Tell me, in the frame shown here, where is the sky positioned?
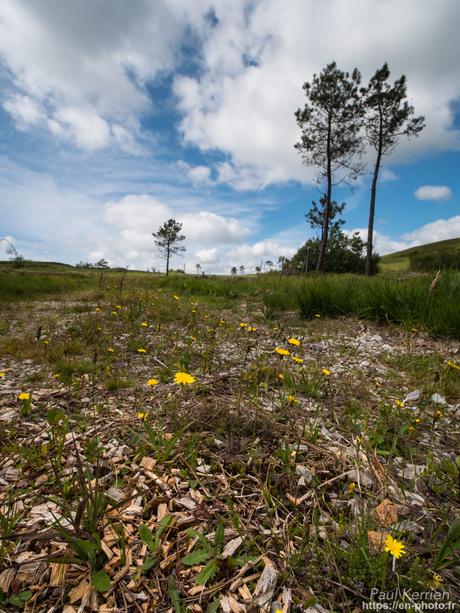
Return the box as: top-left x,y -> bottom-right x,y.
0,0 -> 459,273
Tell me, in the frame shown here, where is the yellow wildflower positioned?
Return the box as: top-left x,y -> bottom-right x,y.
314,313 -> 321,318
287,395 -> 298,404
116,305 -> 122,309
174,372 -> 196,385
190,335 -> 197,341
173,295 -> 179,300
239,322 -> 248,328
18,392 -> 30,401
275,347 -> 290,356
278,373 -> 285,380
137,411 -> 148,421
0,372 -> 5,378
428,573 -> 443,590
292,356 -> 303,365
147,378 -> 159,386
111,310 -> 118,315
191,309 -> 197,313
137,348 -> 147,353
395,399 -> 404,409
108,347 -> 115,353
287,337 -> 300,346
141,322 -> 148,327
348,482 -> 356,493
447,360 -> 460,370
434,409 -> 443,420
384,534 -> 406,560
322,368 -> 331,376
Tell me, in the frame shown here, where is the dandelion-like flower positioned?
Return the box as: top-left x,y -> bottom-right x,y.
174,372 -> 196,385
173,295 -> 179,301
348,482 -> 356,493
108,347 -> 115,353
322,368 -> 331,376
395,399 -> 404,409
287,395 -> 298,405
428,573 -> 443,590
287,338 -> 300,346
278,373 -> 285,380
384,534 -> 406,562
292,356 -> 303,365
18,392 -> 31,401
137,348 -> 147,353
137,411 -> 148,421
141,322 -> 148,327
314,313 -> 321,318
447,360 -> 460,370
275,347 -> 290,356
147,378 -> 159,386
434,409 -> 443,420
0,372 -> 5,378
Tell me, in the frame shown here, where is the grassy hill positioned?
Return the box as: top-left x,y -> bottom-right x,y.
379,237 -> 460,272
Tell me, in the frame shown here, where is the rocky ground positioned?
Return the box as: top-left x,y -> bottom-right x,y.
0,294 -> 459,612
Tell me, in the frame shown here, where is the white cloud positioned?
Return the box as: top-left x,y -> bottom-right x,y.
403,215 -> 460,243
347,228 -> 413,255
174,0 -> 460,187
195,247 -> 219,263
3,94 -> 45,128
0,1 -> 212,151
380,169 -> 398,182
414,185 -> 452,201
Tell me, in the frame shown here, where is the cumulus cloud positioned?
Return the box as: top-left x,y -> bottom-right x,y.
175,0 -> 460,187
0,1 -> 211,152
195,247 -> 219,263
414,185 -> 452,201
403,215 -> 460,243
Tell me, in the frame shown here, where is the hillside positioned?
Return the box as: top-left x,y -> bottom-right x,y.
380,237 -> 460,272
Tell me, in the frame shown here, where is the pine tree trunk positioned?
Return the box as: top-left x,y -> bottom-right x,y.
317,116 -> 332,273
166,246 -> 170,276
366,135 -> 383,276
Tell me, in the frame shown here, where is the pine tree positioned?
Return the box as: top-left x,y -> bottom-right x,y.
152,219 -> 186,276
361,63 -> 424,275
295,62 -> 364,272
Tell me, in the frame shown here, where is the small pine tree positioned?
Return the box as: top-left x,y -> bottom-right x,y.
152,219 -> 186,276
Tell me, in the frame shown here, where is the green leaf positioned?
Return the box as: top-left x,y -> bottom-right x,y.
186,528 -> 211,550
139,523 -> 156,553
91,570 -> 111,593
140,556 -> 156,572
182,548 -> 211,566
434,519 -> 460,569
214,524 -> 225,553
168,577 -> 184,613
154,514 -> 173,549
8,590 -> 32,607
195,558 -> 219,585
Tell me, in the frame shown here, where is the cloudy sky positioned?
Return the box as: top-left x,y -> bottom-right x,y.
0,0 -> 459,273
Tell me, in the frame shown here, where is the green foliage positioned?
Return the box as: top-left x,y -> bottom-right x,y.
288,229 -> 379,274
182,525 -> 226,585
410,248 -> 460,272
153,218 -> 186,276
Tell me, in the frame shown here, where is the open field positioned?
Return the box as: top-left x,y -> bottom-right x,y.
0,272 -> 459,611
379,237 -> 460,273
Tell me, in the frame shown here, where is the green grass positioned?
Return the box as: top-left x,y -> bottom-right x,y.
1,262 -> 460,337
380,237 -> 460,272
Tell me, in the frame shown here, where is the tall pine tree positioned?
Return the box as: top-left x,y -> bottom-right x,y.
295,62 -> 364,272
361,63 -> 424,275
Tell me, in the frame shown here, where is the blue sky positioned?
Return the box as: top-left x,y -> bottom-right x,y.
0,0 -> 459,273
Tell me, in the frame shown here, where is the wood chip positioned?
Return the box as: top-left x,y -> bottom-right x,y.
253,558 -> 278,607
221,536 -> 243,559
